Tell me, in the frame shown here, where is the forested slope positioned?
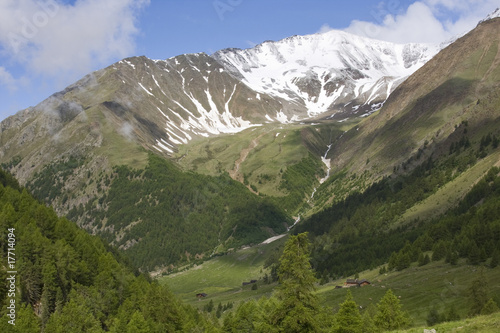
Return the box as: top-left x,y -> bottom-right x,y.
297,134 -> 500,280
27,153 -> 291,271
0,168 -> 216,332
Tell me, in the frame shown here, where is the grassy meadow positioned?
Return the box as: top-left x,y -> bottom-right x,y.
161,238 -> 500,330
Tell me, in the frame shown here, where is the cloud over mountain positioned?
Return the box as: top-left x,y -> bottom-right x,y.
342,0 -> 499,43
0,0 -> 149,87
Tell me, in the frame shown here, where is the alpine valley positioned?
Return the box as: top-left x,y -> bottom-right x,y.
0,25 -> 442,270
2,9 -> 500,330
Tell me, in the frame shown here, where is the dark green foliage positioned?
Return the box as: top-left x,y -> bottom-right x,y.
468,271 -> 489,316
204,299 -> 214,313
445,305 -> 461,322
83,153 -> 290,270
26,155 -> 85,205
426,307 -> 444,326
481,298 -> 500,315
418,253 -> 431,266
222,233 -> 330,332
0,166 -> 21,191
222,297 -> 277,332
0,167 -> 214,332
333,290 -> 362,333
299,159 -> 500,277
296,153 -> 458,277
275,154 -> 324,212
373,289 -> 410,330
0,304 -> 40,333
490,250 -> 499,268
432,240 -> 448,261
271,233 -> 321,332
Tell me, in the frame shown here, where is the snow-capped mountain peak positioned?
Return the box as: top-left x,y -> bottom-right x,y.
2,29 -> 442,159
484,8 -> 500,20
212,29 -> 440,120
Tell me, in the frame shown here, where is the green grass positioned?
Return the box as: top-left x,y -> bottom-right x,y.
396,150 -> 500,227
397,312 -> 500,332
161,240 -> 500,328
174,120 -> 358,217
319,259 -> 500,327
160,236 -> 288,308
175,122 -> 353,190
92,106 -> 149,169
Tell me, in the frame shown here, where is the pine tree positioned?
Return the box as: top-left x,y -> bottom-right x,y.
271,233 -> 320,332
432,241 -> 447,261
426,307 -> 443,326
396,253 -> 411,271
468,241 -> 481,265
445,305 -> 460,322
224,298 -> 277,332
1,304 -> 41,333
418,253 -> 426,266
490,249 -> 499,268
373,289 -> 410,330
126,311 -> 152,333
468,271 -> 489,316
204,299 -> 214,313
361,303 -> 377,333
44,294 -> 104,333
333,290 -> 362,333
481,298 -> 499,315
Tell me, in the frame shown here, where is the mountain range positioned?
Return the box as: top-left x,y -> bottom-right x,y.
1,12 -> 499,273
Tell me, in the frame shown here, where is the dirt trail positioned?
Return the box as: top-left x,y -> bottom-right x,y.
229,133 -> 265,182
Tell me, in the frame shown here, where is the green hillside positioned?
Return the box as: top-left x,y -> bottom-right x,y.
0,168 -> 216,332
161,133 -> 500,329
163,227 -> 500,331
175,120 -> 359,216
58,153 -> 290,271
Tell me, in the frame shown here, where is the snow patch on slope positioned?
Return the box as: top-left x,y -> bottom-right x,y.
213,29 -> 439,119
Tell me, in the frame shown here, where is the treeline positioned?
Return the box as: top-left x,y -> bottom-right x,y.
386,166 -> 500,272
68,153 -> 291,271
0,168 -> 216,332
222,233 -> 412,332
26,154 -> 85,205
296,129 -> 500,279
295,156 -> 447,277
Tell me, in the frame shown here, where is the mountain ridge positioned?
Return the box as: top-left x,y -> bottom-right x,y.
1,16 -> 499,273
212,29 -> 439,120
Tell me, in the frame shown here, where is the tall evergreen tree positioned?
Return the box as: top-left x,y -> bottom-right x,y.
43,294 -> 104,333
126,311 -> 152,333
271,233 -> 320,332
481,299 -> 500,315
468,271 -> 489,316
333,289 -> 362,333
373,289 -> 410,331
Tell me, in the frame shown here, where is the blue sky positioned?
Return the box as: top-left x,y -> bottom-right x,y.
0,0 -> 498,121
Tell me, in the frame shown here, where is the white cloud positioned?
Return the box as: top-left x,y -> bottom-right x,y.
0,66 -> 28,92
0,66 -> 17,91
339,0 -> 499,44
119,122 -> 135,140
0,0 -> 149,81
318,24 -> 333,34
